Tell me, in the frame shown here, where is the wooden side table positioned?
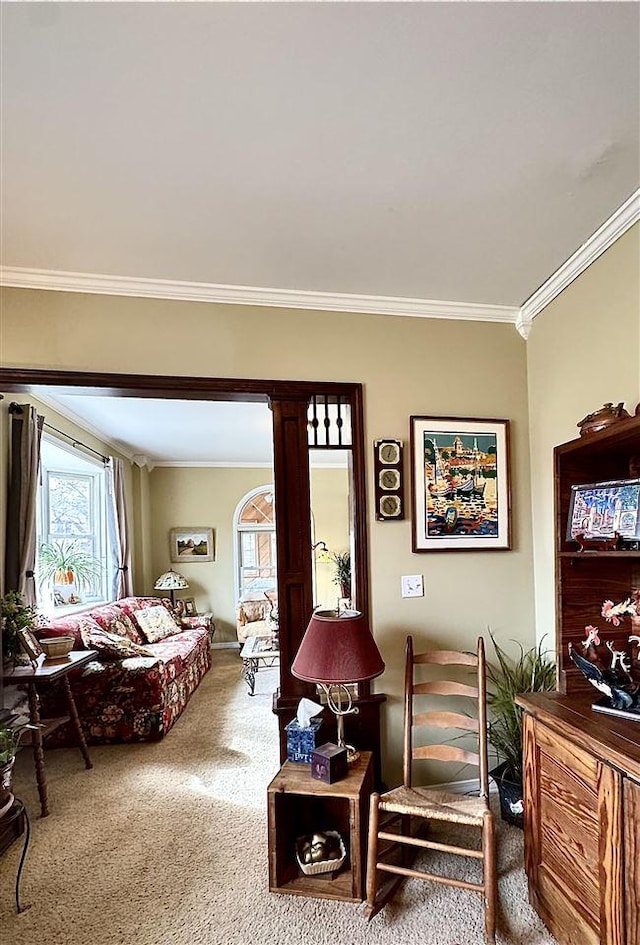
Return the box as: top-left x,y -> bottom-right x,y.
2,650 -> 97,817
267,750 -> 373,902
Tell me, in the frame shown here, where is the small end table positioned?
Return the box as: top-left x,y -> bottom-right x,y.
2,650 -> 97,817
267,751 -> 373,902
240,634 -> 280,696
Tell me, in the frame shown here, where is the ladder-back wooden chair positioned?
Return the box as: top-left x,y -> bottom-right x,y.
364,635 -> 497,944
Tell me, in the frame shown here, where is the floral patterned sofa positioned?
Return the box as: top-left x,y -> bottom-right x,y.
36,596 -> 212,745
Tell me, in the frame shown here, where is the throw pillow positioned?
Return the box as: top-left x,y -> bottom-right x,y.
91,604 -> 143,644
135,605 -> 182,644
238,600 -> 267,625
79,621 -> 154,661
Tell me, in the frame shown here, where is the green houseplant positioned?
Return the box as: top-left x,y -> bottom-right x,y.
1,591 -> 37,668
487,632 -> 556,827
0,720 -> 36,816
331,551 -> 351,599
38,539 -> 101,603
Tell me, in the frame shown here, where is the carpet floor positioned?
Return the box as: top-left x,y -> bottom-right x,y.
1,649 -> 557,945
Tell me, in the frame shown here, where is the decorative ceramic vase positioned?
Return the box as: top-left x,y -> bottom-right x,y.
490,761 -> 524,829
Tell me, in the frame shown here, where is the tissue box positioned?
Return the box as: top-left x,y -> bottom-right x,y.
285,718 -> 323,764
310,743 -> 349,783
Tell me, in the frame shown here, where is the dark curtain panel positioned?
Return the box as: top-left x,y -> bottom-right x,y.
5,403 -> 44,605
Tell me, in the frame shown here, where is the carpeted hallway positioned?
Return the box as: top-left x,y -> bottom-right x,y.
1,649 -> 557,945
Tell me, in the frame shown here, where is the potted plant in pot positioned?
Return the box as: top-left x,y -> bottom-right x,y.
1,591 -> 37,671
487,633 -> 556,828
0,720 -> 37,817
331,551 -> 351,600
38,539 -> 101,606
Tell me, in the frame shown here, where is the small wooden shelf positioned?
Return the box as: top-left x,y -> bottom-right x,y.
20,716 -> 69,744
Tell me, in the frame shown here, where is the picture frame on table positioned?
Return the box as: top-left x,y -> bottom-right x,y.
18,627 -> 43,666
183,597 -> 198,617
170,527 -> 215,563
410,416 -> 511,551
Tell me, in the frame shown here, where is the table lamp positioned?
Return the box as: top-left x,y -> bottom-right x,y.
153,568 -> 189,606
291,609 -> 385,763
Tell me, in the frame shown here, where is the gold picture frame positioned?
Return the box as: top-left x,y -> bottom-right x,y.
170,527 -> 215,563
18,627 -> 43,665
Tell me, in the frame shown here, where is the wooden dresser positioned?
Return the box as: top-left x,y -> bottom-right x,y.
517,693 -> 640,945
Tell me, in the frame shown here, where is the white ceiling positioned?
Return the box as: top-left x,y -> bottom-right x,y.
38,393 -> 276,466
4,3 -> 639,463
2,2 -> 639,309
35,391 -> 349,467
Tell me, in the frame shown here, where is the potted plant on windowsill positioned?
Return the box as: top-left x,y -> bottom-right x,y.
487,633 -> 556,828
38,539 -> 101,606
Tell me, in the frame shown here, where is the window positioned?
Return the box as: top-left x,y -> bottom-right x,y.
234,485 -> 277,599
36,437 -> 113,610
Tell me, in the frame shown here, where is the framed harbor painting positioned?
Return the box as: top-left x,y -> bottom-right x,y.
410,416 -> 511,551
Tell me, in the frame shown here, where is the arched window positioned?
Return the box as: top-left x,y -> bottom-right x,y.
234,485 -> 277,600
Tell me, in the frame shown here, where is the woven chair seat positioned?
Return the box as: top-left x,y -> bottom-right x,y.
379,785 -> 488,826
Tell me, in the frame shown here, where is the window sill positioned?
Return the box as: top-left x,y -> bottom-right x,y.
38,600 -> 112,619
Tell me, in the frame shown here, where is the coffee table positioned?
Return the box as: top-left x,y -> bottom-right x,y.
2,650 -> 97,816
240,635 -> 280,696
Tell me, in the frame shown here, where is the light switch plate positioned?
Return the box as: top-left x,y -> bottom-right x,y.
401,575 -> 424,598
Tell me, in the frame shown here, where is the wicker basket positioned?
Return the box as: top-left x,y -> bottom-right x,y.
295,830 -> 346,875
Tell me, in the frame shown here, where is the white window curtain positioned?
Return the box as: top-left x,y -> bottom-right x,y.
106,457 -> 133,599
5,403 -> 44,606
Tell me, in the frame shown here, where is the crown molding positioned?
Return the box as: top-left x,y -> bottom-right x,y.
520,188 -> 640,326
2,190 -> 637,335
0,265 -> 519,325
32,389 -> 136,463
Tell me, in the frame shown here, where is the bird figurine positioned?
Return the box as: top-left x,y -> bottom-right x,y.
568,643 -> 640,713
581,625 -> 606,669
629,634 -> 640,665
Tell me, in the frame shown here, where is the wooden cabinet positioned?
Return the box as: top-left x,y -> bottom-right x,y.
625,777 -> 640,944
519,694 -> 640,945
554,415 -> 640,694
267,751 -> 373,902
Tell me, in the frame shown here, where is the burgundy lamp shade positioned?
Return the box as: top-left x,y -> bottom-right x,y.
291,610 -> 385,684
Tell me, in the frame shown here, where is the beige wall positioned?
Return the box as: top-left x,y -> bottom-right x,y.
1,287 -> 533,784
148,466 -> 273,642
527,223 -> 640,647
147,464 -> 351,643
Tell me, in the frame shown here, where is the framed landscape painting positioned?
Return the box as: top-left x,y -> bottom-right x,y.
170,527 -> 215,562
410,416 -> 511,551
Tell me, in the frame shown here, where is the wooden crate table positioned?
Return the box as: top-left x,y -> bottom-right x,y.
267,750 -> 373,902
2,650 -> 96,817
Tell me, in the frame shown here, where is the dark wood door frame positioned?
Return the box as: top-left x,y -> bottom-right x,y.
0,368 -> 372,758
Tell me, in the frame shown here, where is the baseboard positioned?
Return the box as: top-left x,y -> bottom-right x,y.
212,641 -> 240,650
